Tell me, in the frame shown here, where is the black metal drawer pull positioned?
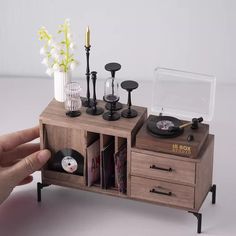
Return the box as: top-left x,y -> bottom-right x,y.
150,165 -> 172,172
150,188 -> 172,196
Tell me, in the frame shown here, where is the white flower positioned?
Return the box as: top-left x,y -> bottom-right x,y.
70,61 -> 77,71
50,48 -> 59,58
50,48 -> 57,54
65,18 -> 70,25
48,38 -> 55,46
53,42 -> 62,50
41,57 -> 49,66
40,47 -> 47,56
69,42 -> 76,50
58,55 -> 64,63
46,68 -> 54,76
52,53 -> 60,60
38,19 -> 79,75
67,33 -> 73,40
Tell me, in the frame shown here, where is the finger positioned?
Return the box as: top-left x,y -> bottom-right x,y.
0,143 -> 40,165
17,175 -> 33,186
0,126 -> 39,153
1,159 -> 20,167
7,149 -> 51,185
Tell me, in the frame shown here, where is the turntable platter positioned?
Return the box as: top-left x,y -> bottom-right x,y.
147,116 -> 184,138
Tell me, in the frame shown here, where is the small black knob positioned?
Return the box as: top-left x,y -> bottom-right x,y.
187,135 -> 194,142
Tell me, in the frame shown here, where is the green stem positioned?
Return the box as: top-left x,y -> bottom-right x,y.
64,24 -> 69,72
45,32 -> 51,41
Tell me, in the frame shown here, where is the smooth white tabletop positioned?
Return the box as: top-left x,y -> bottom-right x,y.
0,77 -> 235,236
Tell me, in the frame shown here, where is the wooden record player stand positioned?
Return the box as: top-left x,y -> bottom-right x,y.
38,99 -> 216,234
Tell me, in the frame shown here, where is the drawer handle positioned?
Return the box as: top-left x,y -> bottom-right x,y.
150,188 -> 172,196
150,165 -> 172,172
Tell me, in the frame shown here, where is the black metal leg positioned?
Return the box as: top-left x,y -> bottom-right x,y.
189,211 -> 202,234
210,184 -> 216,204
37,182 -> 50,202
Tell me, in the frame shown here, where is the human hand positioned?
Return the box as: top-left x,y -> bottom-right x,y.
0,126 -> 51,205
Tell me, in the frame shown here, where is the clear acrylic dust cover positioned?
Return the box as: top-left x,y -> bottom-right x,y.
152,67 -> 216,122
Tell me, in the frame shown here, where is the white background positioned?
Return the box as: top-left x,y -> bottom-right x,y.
0,0 -> 236,235
0,0 -> 236,82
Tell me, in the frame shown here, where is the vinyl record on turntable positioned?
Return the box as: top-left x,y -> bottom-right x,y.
50,148 -> 84,176
147,115 -> 184,138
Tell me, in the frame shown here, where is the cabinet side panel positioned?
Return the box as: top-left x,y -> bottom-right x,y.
39,120 -> 45,150
127,110 -> 147,196
195,135 -> 214,211
131,110 -> 147,146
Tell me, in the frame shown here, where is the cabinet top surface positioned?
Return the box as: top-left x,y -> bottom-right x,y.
40,99 -> 147,137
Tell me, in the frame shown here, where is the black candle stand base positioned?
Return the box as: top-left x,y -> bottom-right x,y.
103,111 -> 120,121
82,97 -> 93,107
121,109 -> 138,118
105,102 -> 123,111
66,110 -> 81,117
86,107 -> 104,116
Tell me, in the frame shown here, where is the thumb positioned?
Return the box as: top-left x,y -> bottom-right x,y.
8,149 -> 51,185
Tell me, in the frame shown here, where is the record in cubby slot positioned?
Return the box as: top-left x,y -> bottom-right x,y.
49,148 -> 84,176
147,115 -> 184,138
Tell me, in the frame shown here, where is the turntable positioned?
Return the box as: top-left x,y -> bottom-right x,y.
136,115 -> 209,158
135,67 -> 216,159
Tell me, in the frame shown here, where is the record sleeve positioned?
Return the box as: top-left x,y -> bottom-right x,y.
101,141 -> 115,189
114,145 -> 127,193
87,139 -> 100,187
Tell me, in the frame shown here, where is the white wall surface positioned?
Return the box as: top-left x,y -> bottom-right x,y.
0,0 -> 235,82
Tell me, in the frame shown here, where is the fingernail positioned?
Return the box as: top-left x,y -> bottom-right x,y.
37,149 -> 51,164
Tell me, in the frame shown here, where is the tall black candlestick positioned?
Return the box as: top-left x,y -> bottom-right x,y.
92,71 -> 97,104
86,71 -> 104,116
83,45 -> 91,107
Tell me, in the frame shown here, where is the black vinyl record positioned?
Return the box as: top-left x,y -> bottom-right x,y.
147,115 -> 184,138
49,148 -> 84,176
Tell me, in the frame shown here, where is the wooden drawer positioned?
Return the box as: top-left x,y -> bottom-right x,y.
131,151 -> 195,185
131,176 -> 194,209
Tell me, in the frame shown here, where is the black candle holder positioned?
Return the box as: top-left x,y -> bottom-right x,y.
104,62 -> 123,111
103,95 -> 121,121
82,45 -> 92,107
121,80 -> 139,118
66,111 -> 81,117
86,71 -> 104,116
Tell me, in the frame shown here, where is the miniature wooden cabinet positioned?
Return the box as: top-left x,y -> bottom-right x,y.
39,99 -> 147,196
38,99 -> 215,234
